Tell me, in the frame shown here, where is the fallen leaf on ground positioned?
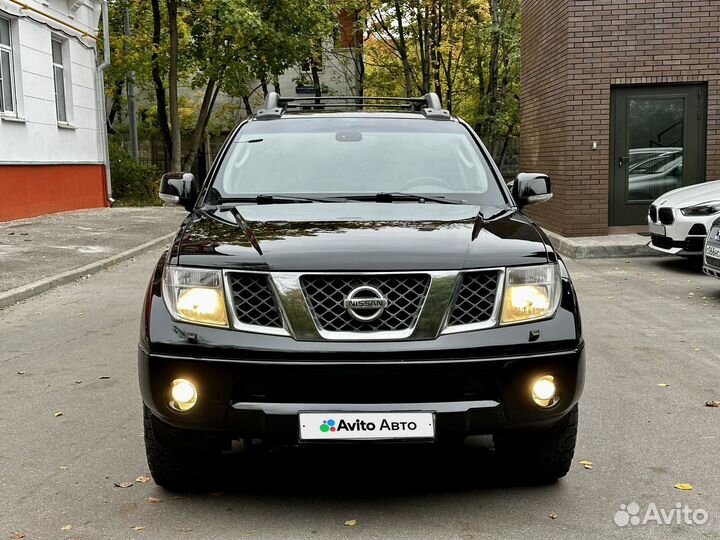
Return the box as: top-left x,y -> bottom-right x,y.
657,383 -> 670,387
548,512 -> 558,519
579,460 -> 592,466
98,376 -> 111,380
60,466 -> 69,470
131,526 -> 145,531
706,400 -> 720,407
146,497 -> 162,503
114,481 -> 133,488
179,527 -> 193,532
75,380 -> 82,384
344,519 -> 358,527
54,411 -> 64,417
11,532 -> 27,539
135,474 -> 151,483
17,371 -> 27,375
674,483 -> 694,491
61,524 -> 72,531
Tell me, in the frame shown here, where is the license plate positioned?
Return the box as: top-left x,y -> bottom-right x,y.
705,244 -> 720,260
649,222 -> 665,236
299,412 -> 435,441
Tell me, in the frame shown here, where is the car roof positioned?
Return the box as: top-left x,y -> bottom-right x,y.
252,111 -> 455,121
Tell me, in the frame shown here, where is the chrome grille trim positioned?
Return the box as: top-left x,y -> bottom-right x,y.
440,269 -> 505,335
223,271 -> 290,337
219,269 -> 505,340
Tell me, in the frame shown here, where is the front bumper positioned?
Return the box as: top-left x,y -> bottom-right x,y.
139,344 -> 585,448
647,210 -> 713,256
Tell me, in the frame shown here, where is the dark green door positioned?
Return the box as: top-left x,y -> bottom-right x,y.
610,84 -> 706,226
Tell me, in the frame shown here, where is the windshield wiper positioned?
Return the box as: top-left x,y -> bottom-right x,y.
204,195 -> 348,207
348,192 -> 465,205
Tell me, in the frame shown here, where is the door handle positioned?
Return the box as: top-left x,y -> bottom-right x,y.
619,156 -> 630,168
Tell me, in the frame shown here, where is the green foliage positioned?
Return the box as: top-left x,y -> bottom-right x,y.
109,139 -> 162,206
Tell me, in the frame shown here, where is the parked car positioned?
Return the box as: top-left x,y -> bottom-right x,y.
703,217 -> 720,278
140,93 -> 585,490
647,179 -> 720,257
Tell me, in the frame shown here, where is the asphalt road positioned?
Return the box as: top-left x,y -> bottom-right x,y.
0,251 -> 718,540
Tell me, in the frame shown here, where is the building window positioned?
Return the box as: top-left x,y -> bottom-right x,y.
52,38 -> 68,122
0,17 -> 16,114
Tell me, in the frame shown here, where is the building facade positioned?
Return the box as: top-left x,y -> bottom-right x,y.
0,0 -> 107,222
520,0 -> 720,236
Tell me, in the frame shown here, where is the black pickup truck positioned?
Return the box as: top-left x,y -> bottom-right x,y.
139,93 -> 585,490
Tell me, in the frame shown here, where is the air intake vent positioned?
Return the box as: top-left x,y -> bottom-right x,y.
226,273 -> 284,328
447,271 -> 500,327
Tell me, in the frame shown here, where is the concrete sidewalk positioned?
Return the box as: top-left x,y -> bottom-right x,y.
0,207 -> 186,307
544,229 -> 657,259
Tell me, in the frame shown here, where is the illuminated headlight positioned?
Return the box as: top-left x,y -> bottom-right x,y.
680,201 -> 720,216
532,375 -> 558,407
501,264 -> 562,325
163,267 -> 228,327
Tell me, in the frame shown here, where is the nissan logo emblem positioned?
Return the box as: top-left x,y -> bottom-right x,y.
343,286 -> 388,322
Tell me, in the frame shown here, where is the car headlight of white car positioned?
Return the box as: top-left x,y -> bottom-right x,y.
680,201 -> 720,217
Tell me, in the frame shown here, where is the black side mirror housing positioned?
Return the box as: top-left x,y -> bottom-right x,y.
159,172 -> 198,212
512,173 -> 552,209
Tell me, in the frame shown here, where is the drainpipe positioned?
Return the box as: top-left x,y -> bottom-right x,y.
96,0 -> 112,204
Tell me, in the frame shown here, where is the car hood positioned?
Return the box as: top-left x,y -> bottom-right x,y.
172,203 -> 549,272
653,180 -> 720,208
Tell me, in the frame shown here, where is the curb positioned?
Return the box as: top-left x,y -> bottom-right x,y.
0,233 -> 175,309
544,230 -> 657,259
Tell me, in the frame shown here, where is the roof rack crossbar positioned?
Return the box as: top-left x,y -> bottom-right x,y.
255,91 -> 451,121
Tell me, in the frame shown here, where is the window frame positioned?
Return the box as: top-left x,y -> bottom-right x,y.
0,16 -> 17,115
51,36 -> 70,124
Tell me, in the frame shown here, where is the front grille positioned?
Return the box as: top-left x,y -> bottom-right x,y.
649,205 -> 657,222
658,207 -> 675,225
226,273 -> 284,328
301,274 -> 430,333
447,271 -> 500,327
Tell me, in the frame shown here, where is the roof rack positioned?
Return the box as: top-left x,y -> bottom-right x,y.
255,92 -> 451,121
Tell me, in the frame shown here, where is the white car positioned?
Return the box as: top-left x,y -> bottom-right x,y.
647,180 -> 720,257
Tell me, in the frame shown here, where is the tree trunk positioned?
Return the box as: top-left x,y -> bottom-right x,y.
166,0 -> 181,172
151,0 -> 172,163
393,0 -> 413,97
242,95 -> 253,116
182,79 -> 218,172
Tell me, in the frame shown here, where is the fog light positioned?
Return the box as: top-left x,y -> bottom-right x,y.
171,379 -> 197,411
532,375 -> 557,407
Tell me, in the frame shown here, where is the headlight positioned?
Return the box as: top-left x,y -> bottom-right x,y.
501,264 -> 562,325
163,267 -> 229,327
680,201 -> 720,216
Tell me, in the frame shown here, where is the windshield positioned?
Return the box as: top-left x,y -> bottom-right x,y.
208,118 -> 507,205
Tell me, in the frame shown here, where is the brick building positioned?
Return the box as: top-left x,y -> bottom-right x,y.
520,0 -> 720,236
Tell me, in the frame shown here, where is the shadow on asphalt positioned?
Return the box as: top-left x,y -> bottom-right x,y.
181,437 -> 557,497
650,255 -> 704,275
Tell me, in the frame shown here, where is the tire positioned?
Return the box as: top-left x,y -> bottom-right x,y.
493,404 -> 578,483
143,406 -> 219,491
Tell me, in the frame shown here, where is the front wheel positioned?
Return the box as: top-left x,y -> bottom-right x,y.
143,406 -> 219,491
493,404 -> 578,482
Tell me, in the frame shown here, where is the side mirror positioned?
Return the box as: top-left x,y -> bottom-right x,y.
159,172 -> 198,212
512,173 -> 552,208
